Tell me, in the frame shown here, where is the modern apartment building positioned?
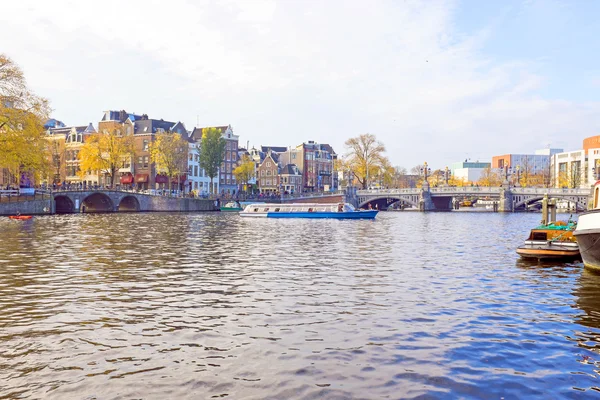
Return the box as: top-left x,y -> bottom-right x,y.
551,137 -> 600,188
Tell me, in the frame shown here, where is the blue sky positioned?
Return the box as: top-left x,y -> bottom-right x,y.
1,0 -> 599,170
455,0 -> 600,101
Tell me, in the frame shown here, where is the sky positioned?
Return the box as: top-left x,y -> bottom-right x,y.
1,0 -> 599,170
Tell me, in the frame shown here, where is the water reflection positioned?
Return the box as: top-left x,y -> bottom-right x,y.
2,212 -> 600,398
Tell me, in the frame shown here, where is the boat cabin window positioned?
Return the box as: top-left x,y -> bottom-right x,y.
253,208 -> 259,212
275,208 -> 280,212
292,208 -> 297,211
264,208 -> 269,212
531,232 -> 547,241
308,208 -> 314,212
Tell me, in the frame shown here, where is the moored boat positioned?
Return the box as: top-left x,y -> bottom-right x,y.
574,181 -> 600,271
220,201 -> 243,212
516,220 -> 580,260
239,203 -> 378,219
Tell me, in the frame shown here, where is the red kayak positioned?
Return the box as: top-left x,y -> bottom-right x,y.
9,215 -> 32,220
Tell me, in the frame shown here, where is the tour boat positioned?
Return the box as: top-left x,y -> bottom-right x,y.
574,181 -> 600,271
516,220 -> 580,260
239,203 -> 378,219
220,201 -> 243,212
9,215 -> 33,220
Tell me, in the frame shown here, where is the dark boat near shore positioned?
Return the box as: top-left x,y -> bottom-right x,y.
574,181 -> 600,272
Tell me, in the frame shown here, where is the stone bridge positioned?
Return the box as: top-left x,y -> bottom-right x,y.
0,190 -> 218,215
355,186 -> 592,212
50,190 -> 217,213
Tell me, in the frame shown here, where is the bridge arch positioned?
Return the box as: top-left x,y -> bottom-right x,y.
513,195 -> 587,212
358,195 -> 419,209
55,195 -> 74,214
81,192 -> 114,213
117,195 -> 140,212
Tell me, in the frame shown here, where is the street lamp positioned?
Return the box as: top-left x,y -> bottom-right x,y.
420,162 -> 431,189
503,164 -> 512,187
444,166 -> 451,186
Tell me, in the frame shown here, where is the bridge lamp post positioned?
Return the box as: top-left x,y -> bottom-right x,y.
444,166 -> 450,187
420,162 -> 431,189
503,165 -> 512,187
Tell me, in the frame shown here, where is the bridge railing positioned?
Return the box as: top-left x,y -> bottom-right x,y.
511,187 -> 590,195
357,186 -> 591,196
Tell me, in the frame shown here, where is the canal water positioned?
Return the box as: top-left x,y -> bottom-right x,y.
1,212 -> 599,399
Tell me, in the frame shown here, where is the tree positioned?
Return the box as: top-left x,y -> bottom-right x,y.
78,128 -> 134,187
0,54 -> 51,184
478,167 -> 502,187
344,133 -> 386,189
150,132 -> 188,192
198,127 -> 226,194
233,154 -> 255,193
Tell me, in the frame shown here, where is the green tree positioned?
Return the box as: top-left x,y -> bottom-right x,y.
150,132 -> 188,192
0,54 -> 51,183
78,128 -> 134,187
233,154 -> 255,193
344,133 -> 386,189
198,127 -> 226,194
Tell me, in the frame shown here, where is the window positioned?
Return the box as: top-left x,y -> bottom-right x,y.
267,162 -> 271,167
267,170 -> 271,176
189,153 -> 193,161
188,166 -> 193,175
143,139 -> 149,151
143,156 -> 149,168
138,156 -> 143,167
194,166 -> 198,176
232,153 -> 236,161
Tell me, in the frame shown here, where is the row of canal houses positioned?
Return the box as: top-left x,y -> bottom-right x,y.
44,110 -> 337,195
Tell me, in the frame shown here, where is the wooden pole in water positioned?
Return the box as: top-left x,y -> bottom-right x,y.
549,198 -> 557,224
541,194 -> 548,225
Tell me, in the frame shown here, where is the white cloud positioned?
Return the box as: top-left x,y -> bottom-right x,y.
1,0 -> 598,169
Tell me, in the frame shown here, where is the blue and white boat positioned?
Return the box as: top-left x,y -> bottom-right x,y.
239,203 -> 378,219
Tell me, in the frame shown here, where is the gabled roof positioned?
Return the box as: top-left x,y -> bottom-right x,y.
102,110 -> 143,122
44,118 -> 66,129
48,124 -> 94,138
281,164 -> 300,175
190,125 -> 232,142
133,118 -> 177,135
261,145 -> 287,154
320,143 -> 336,155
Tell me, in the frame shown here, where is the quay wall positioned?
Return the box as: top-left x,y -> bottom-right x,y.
0,200 -> 54,216
0,196 -> 217,215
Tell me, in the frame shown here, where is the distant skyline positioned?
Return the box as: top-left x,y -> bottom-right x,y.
1,0 -> 599,169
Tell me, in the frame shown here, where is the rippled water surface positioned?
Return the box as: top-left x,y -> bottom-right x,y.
2,211 -> 600,399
